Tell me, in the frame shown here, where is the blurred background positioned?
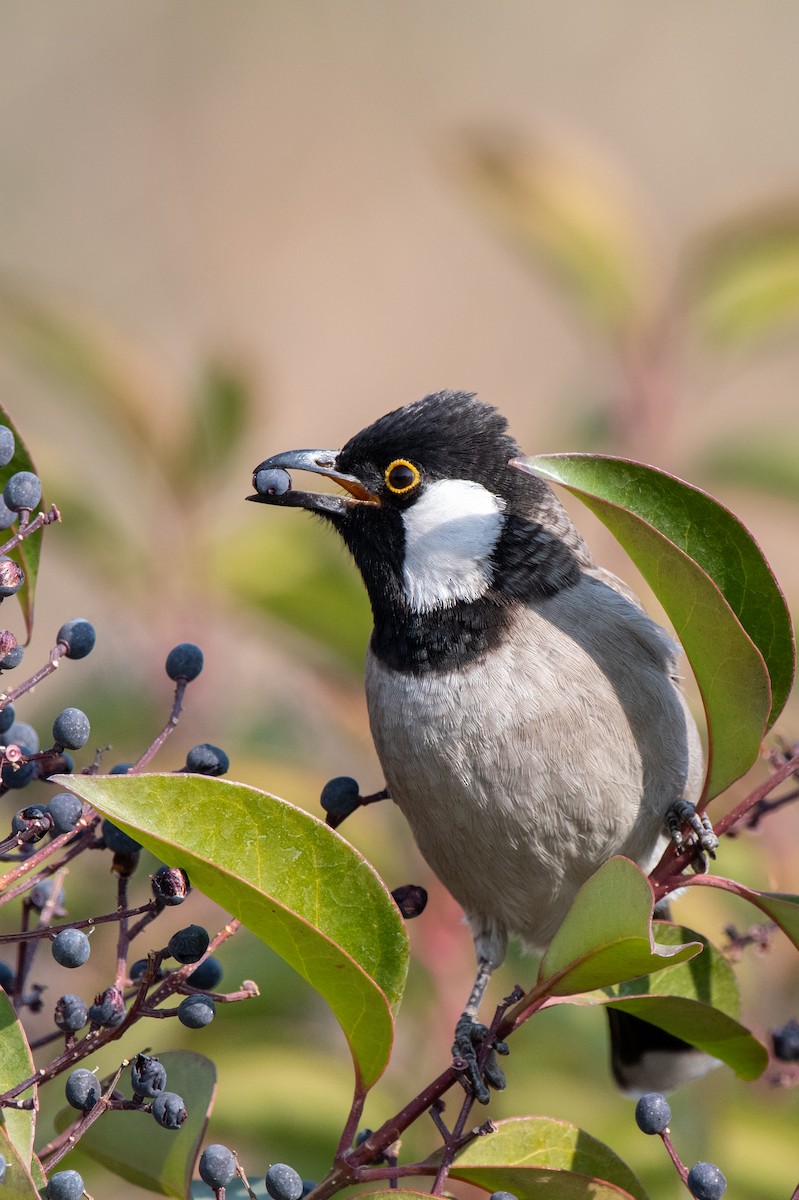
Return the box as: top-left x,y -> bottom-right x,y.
0,3 -> 798,1197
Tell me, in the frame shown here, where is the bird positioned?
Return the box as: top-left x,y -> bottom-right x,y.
247,389 -> 716,1099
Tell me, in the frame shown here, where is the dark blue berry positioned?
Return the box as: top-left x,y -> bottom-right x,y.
0,961 -> 15,991
88,986 -> 126,1027
151,1090 -> 187,1129
102,819 -> 141,855
131,1053 -> 167,1099
687,1162 -> 727,1200
187,956 -> 222,991
772,1017 -> 799,1062
46,1169 -> 85,1200
3,471 -> 41,513
266,1163 -> 304,1200
0,557 -> 24,596
65,1067 -> 100,1111
0,497 -> 16,530
56,618 -> 96,660
634,1092 -> 671,1134
167,924 -> 209,964
177,993 -> 215,1029
199,1144 -> 237,1189
130,958 -> 163,983
151,865 -> 190,906
488,1193 -> 519,1200
52,707 -> 90,751
30,879 -> 64,911
3,759 -> 37,790
5,721 -> 39,752
0,704 -> 15,735
391,884 -> 428,919
0,644 -> 23,669
0,426 -> 15,468
110,762 -> 133,774
185,743 -> 229,776
165,643 -> 203,682
254,467 -> 292,497
46,793 -> 83,835
51,928 -> 90,968
54,994 -> 88,1032
320,776 -> 360,819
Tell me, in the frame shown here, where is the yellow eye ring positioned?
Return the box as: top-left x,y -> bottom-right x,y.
384,459 -> 421,494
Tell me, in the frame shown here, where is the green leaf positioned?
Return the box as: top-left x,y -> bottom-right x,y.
0,402 -> 44,642
685,204 -> 799,346
0,990 -> 36,1169
449,1116 -> 647,1200
606,923 -> 740,1017
57,774 -> 408,1090
452,131 -> 654,338
536,858 -> 700,996
515,453 -> 794,796
55,1050 -> 214,1198
598,995 -> 767,1081
719,886 -> 799,953
0,1127 -> 40,1199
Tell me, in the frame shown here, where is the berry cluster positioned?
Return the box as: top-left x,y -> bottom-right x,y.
634,1093 -> 727,1198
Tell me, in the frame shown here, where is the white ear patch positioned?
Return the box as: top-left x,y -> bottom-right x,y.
401,478 -> 505,612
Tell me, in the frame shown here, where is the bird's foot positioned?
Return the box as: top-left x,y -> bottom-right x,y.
666,799 -> 718,870
452,1014 -> 509,1105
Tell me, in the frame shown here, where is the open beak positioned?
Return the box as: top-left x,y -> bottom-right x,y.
246,448 -> 380,515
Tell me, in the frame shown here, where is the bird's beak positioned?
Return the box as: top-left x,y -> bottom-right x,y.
246,448 -> 380,515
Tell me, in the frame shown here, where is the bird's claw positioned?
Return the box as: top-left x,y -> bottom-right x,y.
667,799 -> 718,870
452,1015 -> 507,1104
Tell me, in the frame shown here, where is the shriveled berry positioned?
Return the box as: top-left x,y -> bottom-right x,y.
178,993 -> 216,1028
634,1092 -> 671,1134
165,642 -> 203,682
686,1161 -> 727,1200
65,1067 -> 100,1111
152,865 -> 190,906
88,986 -> 126,1027
199,1143 -> 237,1189
46,1169 -> 85,1200
772,1017 -> 799,1062
254,467 -> 292,497
185,743 -> 229,776
167,924 -> 210,964
266,1163 -> 304,1200
52,707 -> 90,750
391,884 -> 428,919
131,1053 -> 167,1099
187,956 -> 222,990
54,994 -> 88,1032
4,471 -> 41,513
151,1090 -> 187,1129
56,618 -> 96,660
320,776 -> 360,820
51,928 -> 90,968
46,792 -> 83,835
0,556 -> 23,597
11,804 -> 48,836
0,426 -> 15,468
102,819 -> 141,855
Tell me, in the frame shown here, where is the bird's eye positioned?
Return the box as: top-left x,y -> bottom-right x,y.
384,459 -> 421,494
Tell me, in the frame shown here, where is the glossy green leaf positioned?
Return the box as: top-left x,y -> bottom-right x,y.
449,1116 -> 646,1200
686,204 -> 799,346
516,454 -> 794,796
0,1127 -> 40,1200
452,131 -> 653,337
0,402 -> 44,642
536,858 -> 700,996
606,923 -> 740,1017
598,995 -> 767,1080
57,774 -> 408,1089
55,1050 -> 214,1198
0,990 -> 36,1169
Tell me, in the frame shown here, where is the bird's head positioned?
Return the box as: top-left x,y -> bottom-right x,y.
248,391 -> 584,657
